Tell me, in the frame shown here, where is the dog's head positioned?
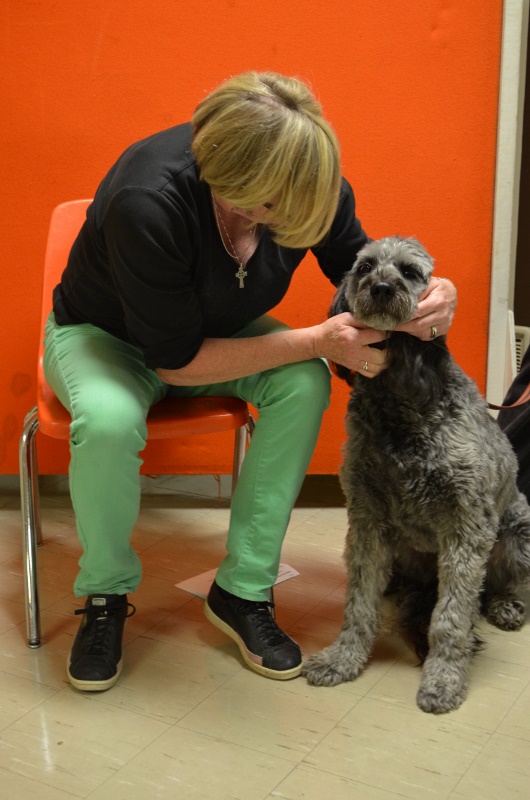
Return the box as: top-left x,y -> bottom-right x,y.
331,236 -> 434,330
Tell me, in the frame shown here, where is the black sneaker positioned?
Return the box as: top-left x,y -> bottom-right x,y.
204,581 -> 301,680
67,594 -> 135,692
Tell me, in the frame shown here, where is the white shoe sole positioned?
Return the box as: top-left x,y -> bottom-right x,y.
204,601 -> 301,680
67,656 -> 122,692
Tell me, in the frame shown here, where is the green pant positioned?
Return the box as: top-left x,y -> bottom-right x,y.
43,312 -> 331,601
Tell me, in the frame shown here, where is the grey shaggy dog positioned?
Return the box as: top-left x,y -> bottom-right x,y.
302,236 -> 530,714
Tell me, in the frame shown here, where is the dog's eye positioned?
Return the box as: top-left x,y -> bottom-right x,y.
357,262 -> 373,276
400,264 -> 419,280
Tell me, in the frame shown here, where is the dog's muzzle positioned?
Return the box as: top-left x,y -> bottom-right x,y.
370,281 -> 396,302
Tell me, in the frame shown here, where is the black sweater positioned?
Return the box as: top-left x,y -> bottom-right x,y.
53,123 -> 368,370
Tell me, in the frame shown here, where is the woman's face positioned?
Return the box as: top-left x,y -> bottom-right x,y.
212,193 -> 276,222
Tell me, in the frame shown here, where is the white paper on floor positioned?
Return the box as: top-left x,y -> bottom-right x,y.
176,563 -> 300,599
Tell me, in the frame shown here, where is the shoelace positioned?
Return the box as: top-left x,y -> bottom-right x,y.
234,598 -> 292,647
74,602 -> 136,655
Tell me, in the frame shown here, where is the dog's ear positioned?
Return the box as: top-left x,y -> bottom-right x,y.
330,360 -> 356,387
329,279 -> 351,318
328,278 -> 356,386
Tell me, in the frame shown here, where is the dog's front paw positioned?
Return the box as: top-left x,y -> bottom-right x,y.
302,645 -> 362,687
416,668 -> 468,714
485,595 -> 526,631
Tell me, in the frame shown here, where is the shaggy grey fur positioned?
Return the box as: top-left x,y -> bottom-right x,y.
302,236 -> 530,713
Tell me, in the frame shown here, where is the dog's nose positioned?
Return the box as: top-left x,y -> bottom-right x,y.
370,281 -> 395,301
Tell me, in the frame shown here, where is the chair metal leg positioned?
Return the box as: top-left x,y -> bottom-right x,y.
231,413 -> 255,494
19,407 -> 42,648
30,429 -> 42,546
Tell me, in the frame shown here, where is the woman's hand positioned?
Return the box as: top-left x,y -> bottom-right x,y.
396,277 -> 457,341
314,312 -> 388,378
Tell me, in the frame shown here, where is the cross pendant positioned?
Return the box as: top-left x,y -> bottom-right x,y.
235,263 -> 247,289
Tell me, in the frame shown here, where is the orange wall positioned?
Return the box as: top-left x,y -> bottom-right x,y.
0,1 -> 503,475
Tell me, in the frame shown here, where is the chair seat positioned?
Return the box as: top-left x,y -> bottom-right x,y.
38,380 -> 250,440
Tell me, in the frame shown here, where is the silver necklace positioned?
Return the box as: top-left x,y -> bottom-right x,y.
212,193 -> 256,288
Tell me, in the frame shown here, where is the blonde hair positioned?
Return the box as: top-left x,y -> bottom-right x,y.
192,71 -> 342,249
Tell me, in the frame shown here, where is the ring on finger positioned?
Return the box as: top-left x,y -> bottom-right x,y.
362,361 -> 369,371
430,326 -> 437,339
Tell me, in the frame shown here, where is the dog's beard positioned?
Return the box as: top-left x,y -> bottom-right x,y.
351,293 -> 418,331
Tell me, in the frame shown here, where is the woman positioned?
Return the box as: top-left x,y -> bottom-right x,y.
45,71 -> 456,691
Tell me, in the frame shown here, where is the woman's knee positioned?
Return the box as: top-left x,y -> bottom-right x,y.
259,358 -> 332,411
294,358 -> 331,399
70,393 -> 148,450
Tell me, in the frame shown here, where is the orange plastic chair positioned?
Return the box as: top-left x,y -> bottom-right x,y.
19,200 -> 254,648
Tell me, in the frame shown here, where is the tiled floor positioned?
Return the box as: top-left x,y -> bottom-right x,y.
1,475 -> 529,800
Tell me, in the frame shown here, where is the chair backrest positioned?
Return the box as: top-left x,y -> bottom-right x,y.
37,201 -> 92,424
40,200 -> 92,331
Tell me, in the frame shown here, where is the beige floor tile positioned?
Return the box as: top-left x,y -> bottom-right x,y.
0,612 -> 76,688
279,549 -> 346,586
0,767 -> 76,800
155,592 -> 211,622
0,504 -> 23,532
1,485 -> 530,800
449,733 -> 530,799
0,597 -> 26,636
475,613 -> 530,667
142,607 -> 230,654
286,509 -> 346,536
270,576 -> 343,617
140,527 -> 228,584
88,726 -> 295,800
178,667 -> 360,763
31,508 -> 81,559
0,690 -> 169,796
295,620 -> 410,698
365,649 -> 530,731
140,473 -> 233,499
303,583 -> 347,621
284,526 -> 345,554
87,636 -> 243,725
497,681 -> 530,741
0,672 -> 59,732
270,602 -> 308,634
0,541 -> 21,564
286,506 -> 320,523
129,503 -> 221,553
141,487 -> 229,508
0,549 -> 78,610
304,696 -> 489,800
292,592 -> 397,649
267,764 -> 408,800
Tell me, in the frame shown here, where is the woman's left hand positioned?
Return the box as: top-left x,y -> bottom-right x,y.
396,276 -> 457,341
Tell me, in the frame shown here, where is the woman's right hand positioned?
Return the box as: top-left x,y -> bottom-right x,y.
314,312 -> 388,378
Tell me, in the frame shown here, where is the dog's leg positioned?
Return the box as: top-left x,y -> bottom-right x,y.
416,531 -> 493,714
483,492 -> 530,630
302,522 -> 393,686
